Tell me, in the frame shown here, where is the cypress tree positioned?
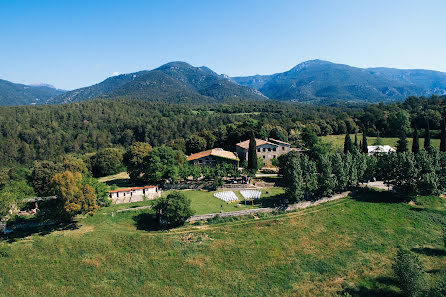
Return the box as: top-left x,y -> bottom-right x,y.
396,131 -> 408,153
440,117 -> 446,152
362,131 -> 368,154
412,127 -> 420,154
354,134 -> 358,148
285,157 -> 304,203
424,120 -> 431,150
247,133 -> 258,172
344,133 -> 353,154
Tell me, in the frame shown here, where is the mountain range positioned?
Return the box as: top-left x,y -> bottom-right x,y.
0,79 -> 65,106
1,60 -> 446,106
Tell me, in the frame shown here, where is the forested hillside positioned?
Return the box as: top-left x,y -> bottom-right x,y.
0,79 -> 65,106
233,60 -> 446,103
48,62 -> 265,104
0,95 -> 444,168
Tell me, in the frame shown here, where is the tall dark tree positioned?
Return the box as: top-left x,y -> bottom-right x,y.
424,120 -> 431,150
440,117 -> 446,152
362,131 -> 368,154
412,127 -> 420,154
247,133 -> 258,172
354,134 -> 358,148
396,132 -> 408,153
344,133 -> 354,154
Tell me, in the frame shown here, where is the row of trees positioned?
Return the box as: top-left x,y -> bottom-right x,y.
280,148 -> 446,202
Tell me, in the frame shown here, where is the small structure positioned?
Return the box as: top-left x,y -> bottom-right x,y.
187,148 -> 239,166
236,138 -> 299,165
108,185 -> 161,204
214,191 -> 239,203
367,145 -> 396,156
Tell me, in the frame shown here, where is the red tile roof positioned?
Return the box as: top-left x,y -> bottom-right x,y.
187,148 -> 239,162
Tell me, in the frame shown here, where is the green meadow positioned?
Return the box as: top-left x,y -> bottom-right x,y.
321,134 -> 441,151
1,189 -> 445,296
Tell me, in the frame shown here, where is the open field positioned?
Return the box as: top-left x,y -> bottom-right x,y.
321,134 -> 441,151
1,190 -> 445,296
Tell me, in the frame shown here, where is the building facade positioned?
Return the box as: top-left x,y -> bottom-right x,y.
108,185 -> 162,204
236,138 -> 297,165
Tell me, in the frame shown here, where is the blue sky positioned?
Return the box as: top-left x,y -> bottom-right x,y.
1,0 -> 445,90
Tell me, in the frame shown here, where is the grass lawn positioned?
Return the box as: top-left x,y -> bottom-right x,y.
1,190 -> 445,296
321,134 -> 440,151
99,187 -> 285,216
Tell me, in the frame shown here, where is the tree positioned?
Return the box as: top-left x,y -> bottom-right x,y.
392,248 -> 424,297
354,134 -> 358,148
0,180 -> 35,220
186,135 -> 207,155
153,191 -> 194,227
440,118 -> 446,152
412,127 -> 420,154
123,142 -> 153,183
269,126 -> 288,142
82,176 -> 111,207
51,171 -> 99,220
374,133 -> 383,145
143,146 -> 185,183
362,131 -> 368,154
344,133 -> 354,154
247,133 -> 258,173
90,148 -> 124,177
424,120 -> 431,150
32,161 -> 62,196
388,110 -> 410,136
331,153 -> 347,192
317,154 -> 335,196
284,156 -> 304,203
300,155 -> 318,199
396,132 -> 409,153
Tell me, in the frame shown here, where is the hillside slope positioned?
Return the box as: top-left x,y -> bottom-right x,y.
233,60 -> 446,103
0,79 -> 65,106
48,62 -> 266,104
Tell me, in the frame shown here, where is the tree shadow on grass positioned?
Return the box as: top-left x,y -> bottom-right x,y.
1,219 -> 79,243
412,247 -> 446,257
349,188 -> 408,203
341,276 -> 402,297
132,212 -> 168,231
103,178 -> 135,188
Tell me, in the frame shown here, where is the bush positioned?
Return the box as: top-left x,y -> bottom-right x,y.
392,248 -> 425,297
153,191 -> 194,227
428,272 -> 446,297
0,245 -> 10,258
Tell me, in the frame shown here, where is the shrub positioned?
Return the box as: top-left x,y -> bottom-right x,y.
0,245 -> 10,258
392,248 -> 425,297
428,272 -> 446,297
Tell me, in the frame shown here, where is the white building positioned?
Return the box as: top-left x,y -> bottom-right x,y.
108,185 -> 162,204
367,145 -> 396,156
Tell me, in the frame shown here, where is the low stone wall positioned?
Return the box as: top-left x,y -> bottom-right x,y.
187,191 -> 350,222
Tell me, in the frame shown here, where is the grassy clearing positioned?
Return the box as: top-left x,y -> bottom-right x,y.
321,134 -> 440,151
0,190 -> 445,296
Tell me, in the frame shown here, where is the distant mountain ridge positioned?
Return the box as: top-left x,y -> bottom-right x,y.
1,60 -> 446,106
0,79 -> 65,106
232,60 -> 446,103
48,61 -> 266,104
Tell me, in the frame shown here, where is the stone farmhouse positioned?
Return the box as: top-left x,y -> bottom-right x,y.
236,138 -> 298,165
108,185 -> 162,204
187,148 -> 239,166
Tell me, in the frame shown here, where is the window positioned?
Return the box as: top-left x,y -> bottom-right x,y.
268,148 -> 271,152
263,156 -> 265,158
273,148 -> 276,151
263,148 -> 266,152
273,155 -> 276,158
257,148 -> 260,152
282,146 -> 285,151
